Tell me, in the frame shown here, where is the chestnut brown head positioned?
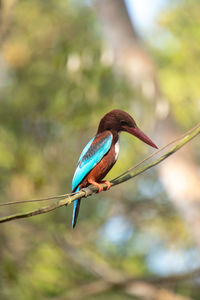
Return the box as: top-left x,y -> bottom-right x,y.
97,109 -> 157,149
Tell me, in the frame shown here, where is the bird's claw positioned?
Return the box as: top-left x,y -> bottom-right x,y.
88,180 -> 111,193
100,180 -> 111,191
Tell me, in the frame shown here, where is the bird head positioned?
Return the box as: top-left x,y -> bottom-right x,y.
97,109 -> 158,149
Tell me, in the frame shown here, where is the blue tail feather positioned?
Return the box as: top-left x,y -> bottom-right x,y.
72,188 -> 80,228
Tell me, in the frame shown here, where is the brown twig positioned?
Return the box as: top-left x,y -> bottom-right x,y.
0,123 -> 199,224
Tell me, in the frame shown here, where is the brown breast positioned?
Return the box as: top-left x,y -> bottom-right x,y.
79,143 -> 117,189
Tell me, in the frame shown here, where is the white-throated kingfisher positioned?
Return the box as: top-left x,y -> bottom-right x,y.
72,109 -> 157,228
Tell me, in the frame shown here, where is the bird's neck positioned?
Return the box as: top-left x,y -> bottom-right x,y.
112,130 -> 119,144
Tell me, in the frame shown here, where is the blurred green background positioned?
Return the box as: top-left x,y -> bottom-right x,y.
0,0 -> 200,299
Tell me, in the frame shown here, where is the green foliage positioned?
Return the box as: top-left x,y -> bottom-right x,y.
0,0 -> 135,201
155,0 -> 200,127
0,0 -> 199,299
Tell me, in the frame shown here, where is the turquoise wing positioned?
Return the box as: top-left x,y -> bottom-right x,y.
72,132 -> 113,191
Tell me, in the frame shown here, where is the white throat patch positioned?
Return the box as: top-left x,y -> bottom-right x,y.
115,141 -> 120,161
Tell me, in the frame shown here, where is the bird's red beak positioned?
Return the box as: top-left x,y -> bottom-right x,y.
125,126 -> 158,149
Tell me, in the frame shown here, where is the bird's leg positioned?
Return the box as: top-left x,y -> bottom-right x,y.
88,179 -> 103,193
99,180 -> 111,191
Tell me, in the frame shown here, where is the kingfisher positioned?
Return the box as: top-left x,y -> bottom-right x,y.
72,109 -> 157,228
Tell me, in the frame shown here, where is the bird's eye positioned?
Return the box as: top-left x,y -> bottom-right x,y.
121,120 -> 128,126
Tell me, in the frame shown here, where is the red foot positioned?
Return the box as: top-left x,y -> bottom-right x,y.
88,179 -> 111,193
88,179 -> 103,193
100,180 -> 111,191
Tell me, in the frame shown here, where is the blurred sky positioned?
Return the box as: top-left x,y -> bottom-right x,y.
125,0 -> 169,35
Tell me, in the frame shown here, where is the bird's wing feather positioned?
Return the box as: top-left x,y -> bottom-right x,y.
72,131 -> 113,191
77,137 -> 95,164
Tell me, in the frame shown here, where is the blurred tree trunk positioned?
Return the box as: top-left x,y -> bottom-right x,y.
94,0 -> 200,247
94,0 -> 160,101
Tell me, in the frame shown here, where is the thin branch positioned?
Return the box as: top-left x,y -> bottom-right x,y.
1,122 -> 199,208
0,123 -> 199,224
113,121 -> 200,182
112,123 -> 200,185
0,192 -> 78,207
